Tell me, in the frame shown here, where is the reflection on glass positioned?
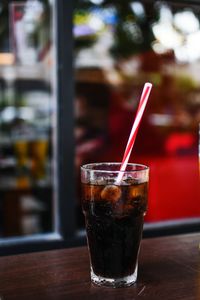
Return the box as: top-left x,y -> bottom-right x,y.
74,1 -> 200,229
0,0 -> 53,238
10,1 -> 50,65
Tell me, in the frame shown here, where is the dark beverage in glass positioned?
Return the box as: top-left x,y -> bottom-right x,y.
81,163 -> 149,287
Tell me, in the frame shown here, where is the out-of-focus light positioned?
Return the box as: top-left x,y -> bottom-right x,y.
152,4 -> 200,63
19,107 -> 35,120
149,114 -> 173,126
74,12 -> 104,37
159,4 -> 173,23
175,31 -> 200,62
123,21 -> 143,43
130,2 -> 145,17
151,41 -> 170,54
188,31 -> 200,48
25,0 -> 43,22
174,47 -> 187,63
152,23 -> 183,49
73,25 -> 95,37
26,0 -> 43,15
174,11 -> 199,34
90,0 -> 104,5
106,70 -> 122,86
94,7 -> 117,25
88,15 -> 104,31
119,57 -> 140,76
0,53 -> 14,65
1,107 -> 16,122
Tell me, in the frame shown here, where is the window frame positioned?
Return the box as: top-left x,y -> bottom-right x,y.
0,0 -> 76,256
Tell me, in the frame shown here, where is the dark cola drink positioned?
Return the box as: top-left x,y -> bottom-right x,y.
81,179 -> 148,284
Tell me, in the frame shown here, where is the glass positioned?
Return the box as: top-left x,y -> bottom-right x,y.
81,162 -> 149,287
74,1 -> 200,230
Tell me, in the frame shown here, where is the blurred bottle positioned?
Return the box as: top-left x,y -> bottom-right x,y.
31,138 -> 48,182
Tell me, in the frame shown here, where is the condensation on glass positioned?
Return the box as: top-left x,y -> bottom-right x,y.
74,1 -> 200,229
0,0 -> 55,238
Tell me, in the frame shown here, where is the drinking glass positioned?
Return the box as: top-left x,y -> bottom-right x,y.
81,162 -> 149,287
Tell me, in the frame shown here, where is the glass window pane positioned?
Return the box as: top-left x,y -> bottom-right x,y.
0,0 -> 55,238
74,1 -> 200,230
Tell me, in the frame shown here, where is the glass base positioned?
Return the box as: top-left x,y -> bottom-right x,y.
91,264 -> 138,288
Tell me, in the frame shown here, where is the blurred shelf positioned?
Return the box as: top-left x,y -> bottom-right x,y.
0,157 -> 52,191
0,175 -> 52,191
0,64 -> 51,82
0,135 -> 50,146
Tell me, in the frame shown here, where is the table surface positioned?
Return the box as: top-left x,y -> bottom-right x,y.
0,233 -> 200,300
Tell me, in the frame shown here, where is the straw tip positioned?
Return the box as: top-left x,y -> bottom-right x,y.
145,82 -> 153,88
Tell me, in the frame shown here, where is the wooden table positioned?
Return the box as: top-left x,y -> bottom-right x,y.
0,233 -> 199,300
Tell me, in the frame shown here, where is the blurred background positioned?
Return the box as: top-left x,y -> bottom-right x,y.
0,0 -> 53,237
73,0 -> 200,229
0,0 -> 199,240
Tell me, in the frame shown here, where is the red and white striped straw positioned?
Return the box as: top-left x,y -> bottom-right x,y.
116,82 -> 152,184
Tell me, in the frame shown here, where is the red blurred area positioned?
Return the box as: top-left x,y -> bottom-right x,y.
75,73 -> 200,224
165,133 -> 195,155
142,156 -> 200,222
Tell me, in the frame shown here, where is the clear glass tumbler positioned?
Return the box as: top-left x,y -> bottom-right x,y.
81,162 -> 149,287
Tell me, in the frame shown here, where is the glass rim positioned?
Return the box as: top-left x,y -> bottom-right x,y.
81,162 -> 149,173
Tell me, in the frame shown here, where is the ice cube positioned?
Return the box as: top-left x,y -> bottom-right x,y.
124,176 -> 135,185
84,184 -> 103,201
92,177 -> 107,185
128,182 -> 147,200
101,185 -> 122,203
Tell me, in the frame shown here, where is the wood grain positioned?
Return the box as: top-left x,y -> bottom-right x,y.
0,233 -> 199,300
